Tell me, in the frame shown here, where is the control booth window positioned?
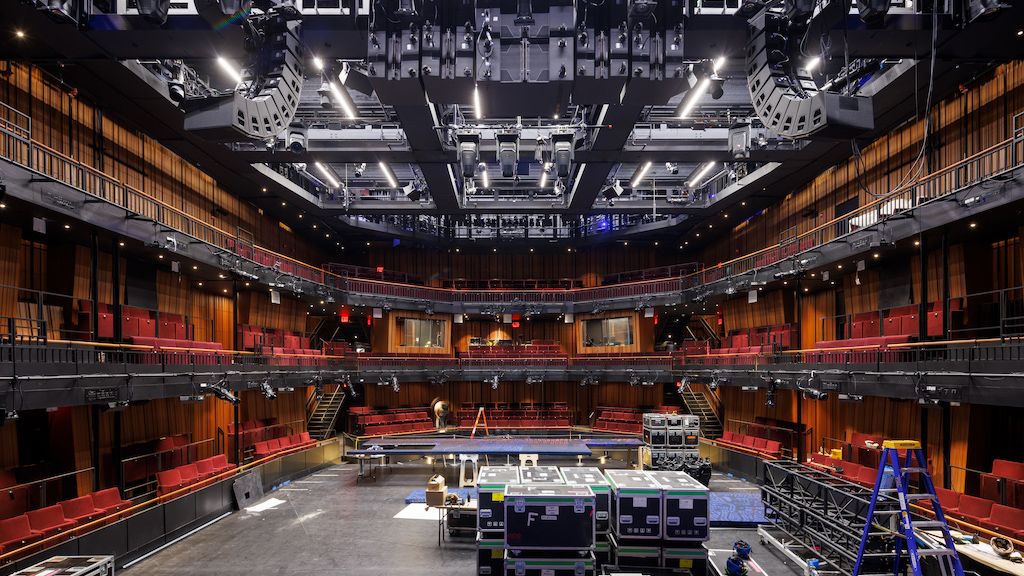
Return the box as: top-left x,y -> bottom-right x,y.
398,317 -> 446,348
583,317 -> 634,347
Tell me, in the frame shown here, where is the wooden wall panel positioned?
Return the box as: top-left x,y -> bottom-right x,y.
377,310 -> 452,355
0,224 -> 22,319
453,320 -> 574,353
720,291 -> 789,333
237,291 -> 306,333
0,422 -> 17,469
800,290 -> 836,347
575,311 -> 650,355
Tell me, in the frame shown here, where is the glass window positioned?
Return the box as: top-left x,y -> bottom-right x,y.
398,317 -> 446,348
582,317 -> 634,347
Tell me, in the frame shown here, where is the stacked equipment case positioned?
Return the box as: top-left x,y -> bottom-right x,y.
503,484 -> 597,576
477,466 -> 521,576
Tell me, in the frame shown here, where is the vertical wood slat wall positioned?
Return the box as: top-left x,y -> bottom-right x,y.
702,62 -> 1024,266
0,62 -> 326,265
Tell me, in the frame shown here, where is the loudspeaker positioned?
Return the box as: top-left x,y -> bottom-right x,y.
856,0 -> 890,22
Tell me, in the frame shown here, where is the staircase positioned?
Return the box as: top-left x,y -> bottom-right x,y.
679,386 -> 723,439
307,387 -> 347,440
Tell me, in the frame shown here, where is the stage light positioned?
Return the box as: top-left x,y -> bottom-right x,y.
800,387 -> 828,401
552,132 -> 575,178
260,379 -> 278,400
202,379 -> 239,405
805,56 -> 821,72
713,57 -> 726,73
15,30 -> 25,39
378,162 -> 398,189
315,162 -> 341,189
497,131 -> 519,177
328,82 -> 358,119
457,132 -> 481,178
391,374 -> 400,393
687,162 -> 717,188
473,84 -> 483,120
489,375 -> 500,390
631,161 -> 652,188
677,78 -> 709,119
539,162 -> 552,188
665,162 -> 679,175
216,56 -> 243,85
480,166 -> 490,188
312,56 -> 324,71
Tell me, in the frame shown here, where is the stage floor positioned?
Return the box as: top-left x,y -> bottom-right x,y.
122,463 -> 802,576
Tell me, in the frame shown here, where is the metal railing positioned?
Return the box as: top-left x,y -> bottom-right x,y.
1,106 -> 1022,312
0,467 -> 95,518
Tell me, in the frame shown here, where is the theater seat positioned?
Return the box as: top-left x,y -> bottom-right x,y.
26,505 -> 77,539
934,487 -> 960,514
955,495 -> 994,526
157,469 -> 186,496
0,515 -> 43,554
202,454 -> 234,475
90,488 -> 132,518
254,441 -> 274,459
177,463 -> 201,485
59,495 -> 104,526
980,459 -> 1024,506
983,504 -> 1024,539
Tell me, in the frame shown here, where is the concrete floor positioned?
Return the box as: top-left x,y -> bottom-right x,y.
124,461 -> 805,576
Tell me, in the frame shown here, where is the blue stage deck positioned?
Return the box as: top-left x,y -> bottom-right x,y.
350,436 -> 643,456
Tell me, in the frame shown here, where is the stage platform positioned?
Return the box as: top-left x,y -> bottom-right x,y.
349,436 -> 644,457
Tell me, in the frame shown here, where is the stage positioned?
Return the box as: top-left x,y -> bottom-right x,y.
348,436 -> 645,457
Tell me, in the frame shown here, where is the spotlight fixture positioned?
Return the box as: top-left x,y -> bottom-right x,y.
497,131 -> 520,178
202,379 -> 239,405
391,374 -> 400,393
353,163 -> 366,178
489,374 -> 500,390
259,379 -> 277,400
665,162 -> 679,175
602,180 -> 625,200
800,387 -> 828,401
457,132 -> 481,178
551,132 -> 575,178
539,162 -> 552,188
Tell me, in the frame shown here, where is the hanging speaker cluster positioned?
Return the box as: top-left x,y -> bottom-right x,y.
745,10 -> 874,139
183,7 -> 304,142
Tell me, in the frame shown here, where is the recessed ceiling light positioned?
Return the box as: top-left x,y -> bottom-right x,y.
198,282 -> 203,286
837,264 -> 843,269
1018,30 -> 1023,36
15,30 -> 25,39
118,241 -> 125,246
873,253 -> 880,259
913,240 -> 920,246
281,201 -> 286,206
969,222 -> 977,229
299,214 -> 303,219
222,288 -> 228,293
158,255 -> 164,259
64,224 -> 70,229
244,282 -> 250,286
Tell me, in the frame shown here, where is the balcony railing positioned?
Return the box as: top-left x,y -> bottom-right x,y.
1,105 -> 1022,310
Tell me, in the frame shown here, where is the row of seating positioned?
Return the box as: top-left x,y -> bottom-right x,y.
260,346 -> 325,366
253,433 -> 316,458
156,454 -> 235,496
719,325 -> 798,350
79,302 -> 190,341
808,335 -> 912,362
593,407 -> 642,434
846,301 -> 962,340
980,459 -> 1024,508
594,421 -> 643,434
753,236 -> 816,268
130,336 -> 226,364
718,431 -> 783,458
694,345 -> 771,364
239,325 -> 311,351
0,488 -> 131,554
362,421 -> 436,436
356,410 -> 431,426
226,419 -> 287,451
936,489 -> 1024,539
322,341 -> 354,356
458,402 -> 570,411
461,343 -> 565,358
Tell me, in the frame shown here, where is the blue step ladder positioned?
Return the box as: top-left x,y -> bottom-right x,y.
853,440 -> 965,576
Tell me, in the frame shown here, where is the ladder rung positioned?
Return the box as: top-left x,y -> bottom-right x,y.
901,467 -> 928,473
911,521 -> 948,529
906,494 -> 935,501
916,548 -> 955,556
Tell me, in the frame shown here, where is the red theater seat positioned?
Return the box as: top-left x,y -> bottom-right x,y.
177,463 -> 201,485
980,459 -> 1024,506
763,440 -> 782,457
26,505 -> 77,539
934,487 -> 961,514
983,504 -> 1024,539
157,469 -> 186,496
59,495 -> 104,525
254,442 -> 273,458
90,488 -> 132,517
955,495 -> 994,526
0,515 -> 43,554
202,454 -> 234,475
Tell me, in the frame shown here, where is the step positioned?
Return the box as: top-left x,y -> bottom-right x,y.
916,548 -> 955,557
910,521 -> 948,529
906,494 -> 935,501
901,467 -> 928,474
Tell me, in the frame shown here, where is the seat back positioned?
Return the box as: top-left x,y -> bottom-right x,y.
211,454 -> 230,469
299,432 -> 312,444
989,503 -> 1024,530
195,459 -> 215,475
958,495 -> 994,518
177,463 -> 199,482
991,459 -> 1024,480
27,505 -> 68,530
60,495 -> 97,518
157,469 -> 182,488
0,515 -> 34,541
935,487 -> 960,510
90,488 -> 124,509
